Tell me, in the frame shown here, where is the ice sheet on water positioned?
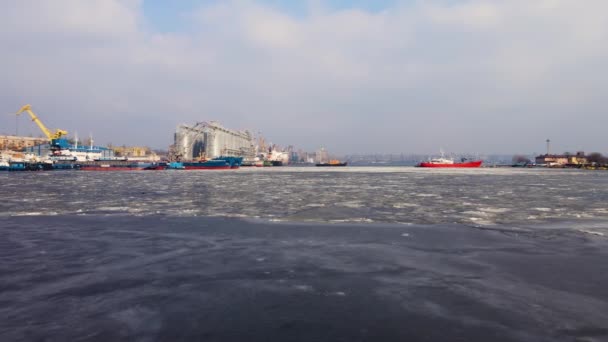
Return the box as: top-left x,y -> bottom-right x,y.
1,167 -> 607,229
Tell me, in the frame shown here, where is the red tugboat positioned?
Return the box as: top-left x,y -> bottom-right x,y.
418,157 -> 482,168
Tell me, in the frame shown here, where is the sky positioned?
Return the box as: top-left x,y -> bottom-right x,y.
1,0 -> 607,154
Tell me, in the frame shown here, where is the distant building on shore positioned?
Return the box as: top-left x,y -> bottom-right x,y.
108,145 -> 159,161
535,151 -> 587,166
0,135 -> 47,151
315,148 -> 330,164
173,121 -> 255,161
534,139 -> 588,166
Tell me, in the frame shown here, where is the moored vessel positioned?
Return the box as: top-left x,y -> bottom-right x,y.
182,156 -> 243,170
166,162 -> 185,170
5,161 -> 53,171
78,161 -> 156,171
143,163 -> 168,170
316,160 -> 347,167
418,157 -> 482,168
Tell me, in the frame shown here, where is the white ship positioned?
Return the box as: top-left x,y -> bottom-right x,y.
47,135 -> 114,161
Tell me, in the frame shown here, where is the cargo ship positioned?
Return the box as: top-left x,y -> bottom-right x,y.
166,162 -> 185,170
181,156 -> 243,170
257,149 -> 288,166
418,157 -> 482,168
316,160 -> 347,167
78,161 -> 157,171
143,163 -> 168,170
3,161 -> 53,171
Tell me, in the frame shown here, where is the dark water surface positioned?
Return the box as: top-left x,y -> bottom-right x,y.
1,168 -> 608,341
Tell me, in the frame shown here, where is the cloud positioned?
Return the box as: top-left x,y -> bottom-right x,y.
1,0 -> 607,154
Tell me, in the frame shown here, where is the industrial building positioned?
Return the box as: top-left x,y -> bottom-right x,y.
315,147 -> 330,164
22,142 -> 115,160
173,121 -> 255,161
535,152 -> 588,166
534,139 -> 588,166
104,146 -> 158,161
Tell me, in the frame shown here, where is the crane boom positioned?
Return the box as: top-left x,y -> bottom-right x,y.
16,104 -> 68,141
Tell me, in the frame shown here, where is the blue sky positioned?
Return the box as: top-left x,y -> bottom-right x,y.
1,0 -> 607,154
142,0 -> 398,32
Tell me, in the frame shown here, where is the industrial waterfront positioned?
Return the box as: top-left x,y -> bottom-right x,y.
2,107 -> 608,171
1,104 -> 346,170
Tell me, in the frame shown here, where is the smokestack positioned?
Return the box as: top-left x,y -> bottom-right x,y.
546,139 -> 551,156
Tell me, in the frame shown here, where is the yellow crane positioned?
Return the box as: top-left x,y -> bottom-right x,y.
16,104 -> 68,141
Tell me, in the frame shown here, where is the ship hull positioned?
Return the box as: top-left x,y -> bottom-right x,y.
183,165 -> 232,170
418,160 -> 482,168
80,166 -> 146,171
182,157 -> 242,170
316,162 -> 348,167
143,164 -> 167,171
5,162 -> 54,171
79,161 -> 155,171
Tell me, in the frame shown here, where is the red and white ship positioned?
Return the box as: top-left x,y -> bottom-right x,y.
418,157 -> 482,168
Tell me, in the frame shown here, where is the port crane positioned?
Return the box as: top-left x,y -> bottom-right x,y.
15,104 -> 68,141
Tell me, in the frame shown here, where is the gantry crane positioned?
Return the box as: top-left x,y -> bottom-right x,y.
16,104 -> 68,141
